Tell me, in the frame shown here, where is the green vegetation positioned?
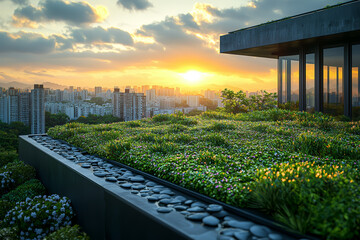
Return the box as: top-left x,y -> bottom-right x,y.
48,109 -> 360,239
0,121 -> 87,239
44,225 -> 90,240
46,111 -> 122,130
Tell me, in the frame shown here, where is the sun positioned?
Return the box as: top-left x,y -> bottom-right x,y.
180,70 -> 203,83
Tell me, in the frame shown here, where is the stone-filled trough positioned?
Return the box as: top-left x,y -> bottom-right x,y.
19,135 -> 310,240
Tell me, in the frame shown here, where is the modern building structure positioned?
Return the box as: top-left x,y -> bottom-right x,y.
31,84 -> 45,134
220,0 -> 360,119
113,88 -> 146,121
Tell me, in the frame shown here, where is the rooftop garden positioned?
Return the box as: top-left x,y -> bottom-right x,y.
47,108 -> 360,239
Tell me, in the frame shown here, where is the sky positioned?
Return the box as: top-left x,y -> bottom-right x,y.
0,0 -> 347,92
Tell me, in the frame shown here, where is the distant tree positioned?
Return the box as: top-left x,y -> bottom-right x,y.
221,89 -> 249,114
199,97 -> 217,110
221,89 -> 277,114
87,97 -> 105,105
175,100 -> 189,108
186,109 -> 203,116
72,114 -> 122,124
45,112 -> 70,131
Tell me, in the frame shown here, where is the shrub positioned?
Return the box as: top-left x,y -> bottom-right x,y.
0,227 -> 18,240
105,140 -> 132,160
168,124 -> 188,133
148,142 -> 178,155
0,151 -> 18,168
206,122 -> 236,131
0,161 -> 36,195
44,225 -> 89,240
201,111 -> 233,120
3,194 -> 74,240
204,133 -> 229,147
152,114 -> 172,122
2,179 -> 46,203
125,121 -> 141,128
251,162 -> 360,238
0,200 -> 14,221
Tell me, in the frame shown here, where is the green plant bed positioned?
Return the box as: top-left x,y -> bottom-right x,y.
47,110 -> 360,239
2,179 -> 46,203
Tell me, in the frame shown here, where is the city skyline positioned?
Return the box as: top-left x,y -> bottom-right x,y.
0,0 -> 345,92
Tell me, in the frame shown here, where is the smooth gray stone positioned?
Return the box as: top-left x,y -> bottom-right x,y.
160,189 -> 175,195
130,190 -> 138,194
158,194 -> 171,200
93,172 -> 107,178
157,207 -> 172,213
146,196 -> 159,202
202,216 -> 220,227
219,236 -> 235,240
129,176 -> 145,182
268,233 -> 283,240
170,199 -> 182,205
188,206 -> 205,212
173,205 -> 188,211
120,183 -> 132,189
152,188 -> 162,193
226,220 -> 254,230
140,190 -> 150,193
206,204 -> 223,213
117,176 -> 129,181
224,216 -> 236,221
234,231 -> 251,240
186,213 -> 209,221
146,181 -> 156,187
131,184 -> 146,190
184,200 -> 194,205
153,185 -> 164,188
159,198 -> 172,205
250,225 -> 271,238
140,193 -> 149,197
212,210 -> 229,218
105,177 -> 117,182
174,196 -> 187,202
191,202 -> 207,208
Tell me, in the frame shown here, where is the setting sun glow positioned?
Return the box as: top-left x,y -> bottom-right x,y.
180,70 -> 204,83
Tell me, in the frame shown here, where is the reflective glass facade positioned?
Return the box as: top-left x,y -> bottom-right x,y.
279,55 -> 299,105
306,53 -> 315,112
323,47 -> 344,116
352,44 -> 360,120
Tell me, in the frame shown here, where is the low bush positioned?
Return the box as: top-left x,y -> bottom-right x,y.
201,110 -> 233,120
0,227 -> 18,240
0,151 -> 18,168
3,194 -> 74,240
206,122 -> 236,131
0,161 -> 36,195
0,200 -> 15,221
204,133 -> 229,147
44,225 -> 89,240
2,179 -> 46,203
251,162 -> 360,239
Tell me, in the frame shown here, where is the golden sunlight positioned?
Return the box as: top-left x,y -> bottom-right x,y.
180,70 -> 204,83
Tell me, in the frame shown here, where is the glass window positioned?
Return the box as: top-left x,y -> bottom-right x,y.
279,55 -> 299,106
323,47 -> 344,116
352,44 -> 360,120
306,53 -> 315,112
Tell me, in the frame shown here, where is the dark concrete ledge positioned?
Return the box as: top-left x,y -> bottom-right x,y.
19,135 -> 218,240
220,0 -> 360,58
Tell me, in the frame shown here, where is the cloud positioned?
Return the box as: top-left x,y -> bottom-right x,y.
117,0 -> 152,11
70,26 -> 133,46
24,70 -> 54,77
0,31 -> 55,53
0,0 -> 28,5
12,0 -> 107,27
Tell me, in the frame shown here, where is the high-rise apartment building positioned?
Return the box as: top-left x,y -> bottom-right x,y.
31,84 -> 45,134
113,88 -> 146,121
95,86 -> 102,97
19,92 -> 30,126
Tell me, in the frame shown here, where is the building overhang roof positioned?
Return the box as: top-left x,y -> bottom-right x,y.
220,1 -> 360,59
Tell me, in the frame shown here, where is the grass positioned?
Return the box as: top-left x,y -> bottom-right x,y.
47,110 -> 360,239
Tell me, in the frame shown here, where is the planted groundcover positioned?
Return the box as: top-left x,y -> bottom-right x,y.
47,109 -> 360,239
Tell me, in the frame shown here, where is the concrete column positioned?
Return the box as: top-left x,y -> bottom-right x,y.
344,43 -> 351,118
299,49 -> 306,111
315,44 -> 323,112
286,59 -> 292,102
277,58 -> 282,105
